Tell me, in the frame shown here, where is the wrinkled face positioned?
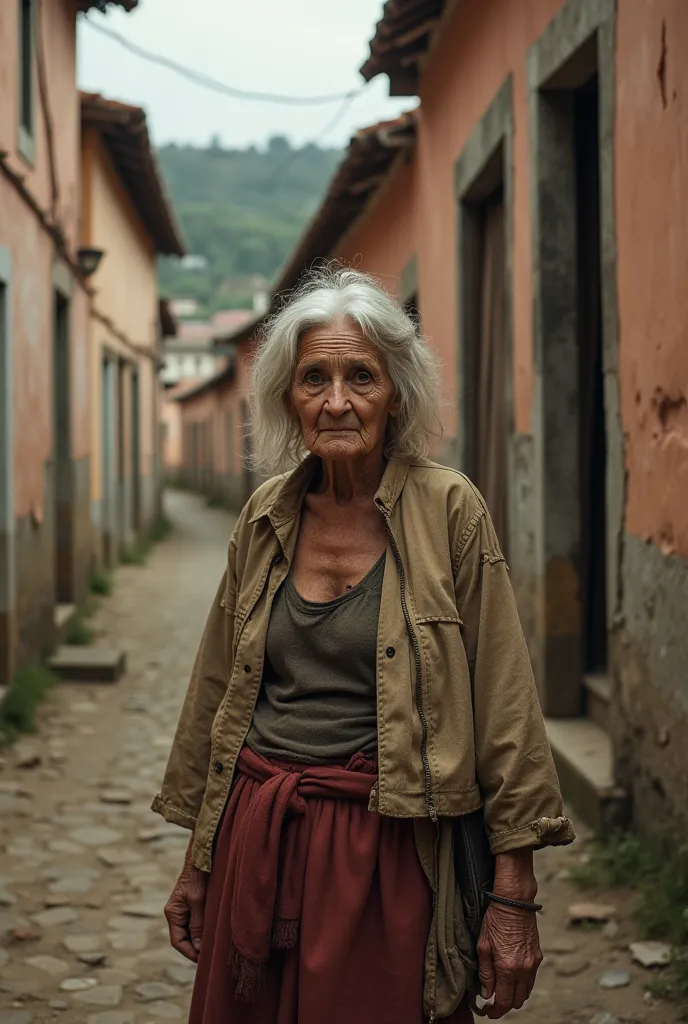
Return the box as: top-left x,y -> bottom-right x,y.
289,318 -> 399,463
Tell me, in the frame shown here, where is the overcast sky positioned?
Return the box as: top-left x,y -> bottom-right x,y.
77,1 -> 414,151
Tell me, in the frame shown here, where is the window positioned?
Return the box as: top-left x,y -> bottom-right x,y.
18,0 -> 34,160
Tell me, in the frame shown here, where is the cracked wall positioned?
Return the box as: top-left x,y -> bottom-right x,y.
611,0 -> 688,834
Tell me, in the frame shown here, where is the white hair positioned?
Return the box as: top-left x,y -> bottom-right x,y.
249,266 -> 443,474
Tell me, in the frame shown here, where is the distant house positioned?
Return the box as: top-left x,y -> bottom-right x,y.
0,0 -> 137,686
160,309 -> 253,481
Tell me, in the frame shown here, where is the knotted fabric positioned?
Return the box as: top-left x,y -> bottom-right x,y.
227,746 -> 376,1000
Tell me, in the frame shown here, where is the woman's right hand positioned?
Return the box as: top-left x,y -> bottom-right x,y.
164,838 -> 209,962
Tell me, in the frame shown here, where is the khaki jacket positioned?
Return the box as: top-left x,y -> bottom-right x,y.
153,457 -> 574,1019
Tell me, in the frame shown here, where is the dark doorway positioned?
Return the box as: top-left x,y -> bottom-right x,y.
473,193 -> 508,554
101,356 -> 117,567
131,367 -> 141,533
532,38 -> 611,721
461,169 -> 509,557
575,78 -> 608,719
117,359 -> 126,554
0,278 -> 13,686
53,291 -> 73,603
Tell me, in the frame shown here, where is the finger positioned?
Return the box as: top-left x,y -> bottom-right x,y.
188,872 -> 208,954
165,897 -> 198,963
489,970 -> 515,1019
512,981 -> 529,1010
478,945 -> 496,1000
167,918 -> 199,962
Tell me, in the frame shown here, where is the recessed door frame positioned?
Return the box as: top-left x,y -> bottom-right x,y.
527,0 -> 622,716
455,75 -> 515,553
0,246 -> 15,685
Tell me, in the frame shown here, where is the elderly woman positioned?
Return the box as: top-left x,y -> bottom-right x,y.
153,268 -> 574,1024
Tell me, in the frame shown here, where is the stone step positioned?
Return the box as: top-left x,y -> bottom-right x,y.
545,716 -> 629,834
49,645 -> 126,684
582,672 -> 611,732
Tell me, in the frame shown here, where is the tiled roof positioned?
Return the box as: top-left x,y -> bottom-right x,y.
270,110 -> 417,297
81,92 -> 186,256
360,0 -> 449,96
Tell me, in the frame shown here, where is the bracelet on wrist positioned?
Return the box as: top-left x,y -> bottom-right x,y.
483,890 -> 542,913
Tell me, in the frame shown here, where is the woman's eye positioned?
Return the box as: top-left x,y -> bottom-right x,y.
305,372 -> 323,385
354,371 -> 372,384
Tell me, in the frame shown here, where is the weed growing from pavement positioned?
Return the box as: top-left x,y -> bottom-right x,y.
64,613 -> 94,646
90,568 -> 113,596
121,513 -> 173,567
570,829 -> 688,1002
0,665 -> 57,745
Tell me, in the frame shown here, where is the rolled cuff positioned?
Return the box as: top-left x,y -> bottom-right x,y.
489,815 -> 576,855
150,793 -> 197,831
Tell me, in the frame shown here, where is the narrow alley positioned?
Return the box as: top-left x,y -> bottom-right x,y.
0,493 -> 682,1024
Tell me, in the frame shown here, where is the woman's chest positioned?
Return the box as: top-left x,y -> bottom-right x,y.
291,506 -> 387,602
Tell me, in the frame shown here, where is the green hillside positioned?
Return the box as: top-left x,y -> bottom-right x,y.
157,136 -> 341,314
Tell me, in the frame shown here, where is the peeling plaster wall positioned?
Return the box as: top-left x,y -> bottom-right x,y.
612,0 -> 688,833
615,0 -> 688,557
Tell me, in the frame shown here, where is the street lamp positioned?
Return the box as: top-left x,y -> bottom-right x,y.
77,247 -> 105,278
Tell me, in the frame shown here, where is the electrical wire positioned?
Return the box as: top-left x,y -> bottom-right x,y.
83,16 -> 364,107
262,92 -> 359,188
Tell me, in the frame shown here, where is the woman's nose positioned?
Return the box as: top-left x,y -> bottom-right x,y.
324,380 -> 350,414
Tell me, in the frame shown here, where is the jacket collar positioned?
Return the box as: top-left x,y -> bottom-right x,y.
248,454 -> 411,528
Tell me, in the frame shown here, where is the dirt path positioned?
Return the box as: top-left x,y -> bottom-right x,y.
0,491 -> 681,1024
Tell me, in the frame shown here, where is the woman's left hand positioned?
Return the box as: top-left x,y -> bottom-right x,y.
475,902 -> 543,1018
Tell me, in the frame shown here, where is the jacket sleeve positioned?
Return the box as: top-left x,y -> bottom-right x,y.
151,534 -> 237,830
453,503 -> 575,855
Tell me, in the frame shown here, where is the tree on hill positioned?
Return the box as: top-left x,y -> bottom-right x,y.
157,136 -> 341,314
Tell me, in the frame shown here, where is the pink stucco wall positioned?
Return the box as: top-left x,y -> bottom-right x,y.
615,0 -> 688,557
336,158 -> 416,299
0,0 -> 88,520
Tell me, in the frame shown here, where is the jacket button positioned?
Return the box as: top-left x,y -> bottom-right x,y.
386,646 -> 396,658
243,665 -> 251,674
214,761 -> 224,773
273,553 -> 283,565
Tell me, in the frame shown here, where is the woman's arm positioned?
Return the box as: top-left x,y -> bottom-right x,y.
164,834 -> 209,962
476,848 -> 543,1018
453,503 -> 575,854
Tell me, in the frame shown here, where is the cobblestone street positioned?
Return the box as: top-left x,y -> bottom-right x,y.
0,492 -> 683,1024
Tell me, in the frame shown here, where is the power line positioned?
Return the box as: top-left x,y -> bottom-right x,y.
83,17 -> 364,107
263,92 -> 359,188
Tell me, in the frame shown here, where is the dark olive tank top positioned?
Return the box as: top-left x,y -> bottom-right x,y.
245,554 -> 385,764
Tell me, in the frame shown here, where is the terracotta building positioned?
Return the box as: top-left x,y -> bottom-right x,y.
80,92 -> 185,566
165,0 -> 688,836
0,0 -> 137,687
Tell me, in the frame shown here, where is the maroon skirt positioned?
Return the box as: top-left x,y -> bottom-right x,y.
189,747 -> 473,1024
